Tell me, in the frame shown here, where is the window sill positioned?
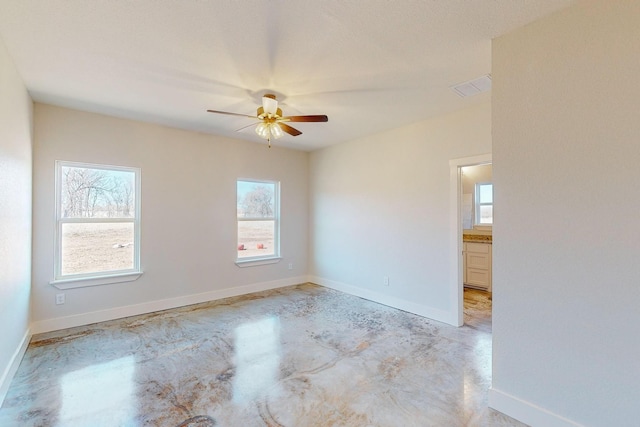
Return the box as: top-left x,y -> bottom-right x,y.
50,271 -> 143,289
235,257 -> 281,268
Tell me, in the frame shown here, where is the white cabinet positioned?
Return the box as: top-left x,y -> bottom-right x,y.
464,242 -> 492,291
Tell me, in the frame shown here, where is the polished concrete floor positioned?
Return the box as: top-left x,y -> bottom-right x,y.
0,284 -> 526,426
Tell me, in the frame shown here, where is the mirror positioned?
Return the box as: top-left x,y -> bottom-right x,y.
461,164 -> 492,230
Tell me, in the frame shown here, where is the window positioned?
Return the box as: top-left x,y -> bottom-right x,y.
237,179 -> 280,263
53,161 -> 141,288
475,183 -> 493,225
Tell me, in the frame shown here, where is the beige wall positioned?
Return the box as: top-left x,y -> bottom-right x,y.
491,1 -> 640,425
31,104 -> 309,331
309,102 -> 491,324
0,38 -> 33,399
462,164 -> 492,195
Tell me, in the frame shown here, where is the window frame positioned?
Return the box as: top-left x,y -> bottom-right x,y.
235,178 -> 281,267
51,161 -> 142,289
475,182 -> 493,226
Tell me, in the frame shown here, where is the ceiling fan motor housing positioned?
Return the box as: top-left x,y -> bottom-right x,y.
257,106 -> 283,120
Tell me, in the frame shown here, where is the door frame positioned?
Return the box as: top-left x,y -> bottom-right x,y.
449,153 -> 492,326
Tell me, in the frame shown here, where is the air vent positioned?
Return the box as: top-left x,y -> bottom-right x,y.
450,74 -> 492,98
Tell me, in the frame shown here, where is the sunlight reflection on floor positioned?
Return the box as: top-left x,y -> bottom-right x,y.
61,356 -> 135,426
233,316 -> 281,403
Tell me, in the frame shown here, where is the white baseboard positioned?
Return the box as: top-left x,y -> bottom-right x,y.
31,276 -> 309,335
489,388 -> 584,427
309,276 -> 455,326
0,328 -> 31,407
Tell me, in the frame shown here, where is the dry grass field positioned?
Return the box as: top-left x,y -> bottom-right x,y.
61,221 -> 275,275
237,221 -> 275,258
61,223 -> 134,275
62,221 -> 275,275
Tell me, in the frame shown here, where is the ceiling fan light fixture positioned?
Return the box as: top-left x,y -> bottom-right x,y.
271,123 -> 284,139
255,122 -> 283,141
207,93 -> 327,147
255,122 -> 269,139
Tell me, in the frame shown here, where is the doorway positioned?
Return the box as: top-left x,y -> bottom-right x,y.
448,154 -> 492,326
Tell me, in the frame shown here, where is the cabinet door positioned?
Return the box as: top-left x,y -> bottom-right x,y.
466,268 -> 490,288
467,252 -> 490,269
464,242 -> 492,291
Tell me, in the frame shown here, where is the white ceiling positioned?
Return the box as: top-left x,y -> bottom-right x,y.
0,0 -> 574,151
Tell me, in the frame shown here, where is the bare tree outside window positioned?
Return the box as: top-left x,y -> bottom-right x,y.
240,185 -> 274,218
62,166 -> 135,218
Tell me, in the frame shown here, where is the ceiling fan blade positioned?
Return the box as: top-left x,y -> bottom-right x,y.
281,115 -> 328,122
206,109 -> 257,119
279,123 -> 302,136
235,122 -> 259,132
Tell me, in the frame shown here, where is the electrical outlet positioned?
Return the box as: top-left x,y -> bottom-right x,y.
383,276 -> 390,286
55,293 -> 65,305
288,262 -> 293,270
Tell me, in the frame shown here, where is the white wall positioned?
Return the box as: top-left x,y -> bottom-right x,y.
309,102 -> 491,325
491,1 -> 640,426
31,104 -> 309,332
0,39 -> 33,400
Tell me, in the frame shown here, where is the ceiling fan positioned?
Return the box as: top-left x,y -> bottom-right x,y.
207,94 -> 328,147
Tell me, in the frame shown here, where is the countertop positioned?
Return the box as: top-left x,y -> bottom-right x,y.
463,234 -> 492,243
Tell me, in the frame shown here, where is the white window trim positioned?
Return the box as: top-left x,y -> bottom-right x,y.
475,182 -> 493,226
51,271 -> 143,289
236,178 -> 280,265
235,257 -> 282,268
51,161 -> 143,289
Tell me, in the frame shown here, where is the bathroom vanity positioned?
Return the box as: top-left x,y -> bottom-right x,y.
463,234 -> 492,292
